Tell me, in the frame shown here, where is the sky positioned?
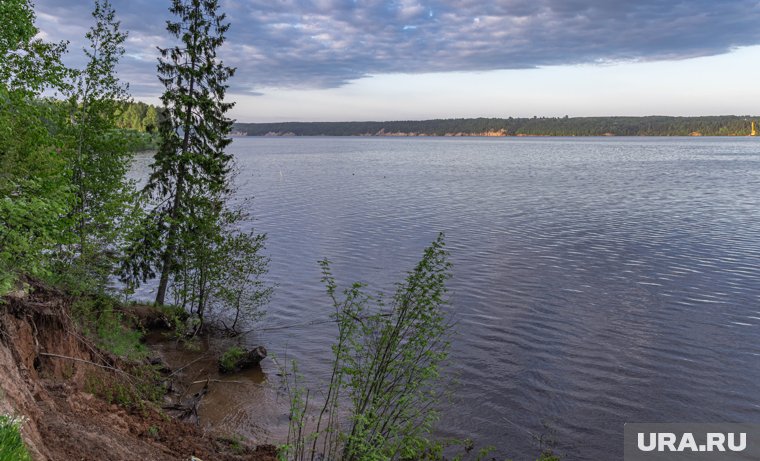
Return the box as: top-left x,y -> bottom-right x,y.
33,0 -> 760,122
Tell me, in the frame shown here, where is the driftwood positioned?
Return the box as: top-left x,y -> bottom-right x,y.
162,380 -> 209,424
218,346 -> 267,374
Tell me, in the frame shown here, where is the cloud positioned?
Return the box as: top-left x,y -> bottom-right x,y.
33,0 -> 760,96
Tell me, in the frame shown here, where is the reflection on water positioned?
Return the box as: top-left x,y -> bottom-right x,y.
132,137 -> 760,460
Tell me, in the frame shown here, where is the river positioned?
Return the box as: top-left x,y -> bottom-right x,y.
131,136 -> 760,460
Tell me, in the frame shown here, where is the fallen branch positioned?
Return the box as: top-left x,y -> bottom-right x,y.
164,380 -> 209,424
39,352 -> 134,378
178,368 -> 206,401
191,379 -> 245,385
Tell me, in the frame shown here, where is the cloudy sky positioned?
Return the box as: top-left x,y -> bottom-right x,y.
34,0 -> 760,122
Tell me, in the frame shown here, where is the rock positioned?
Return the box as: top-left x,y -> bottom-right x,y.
218,346 -> 267,373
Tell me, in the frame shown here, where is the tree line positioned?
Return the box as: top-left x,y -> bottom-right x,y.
234,115 -> 760,137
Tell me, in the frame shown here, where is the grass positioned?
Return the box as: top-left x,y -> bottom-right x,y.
218,346 -> 245,373
217,434 -> 247,455
0,414 -> 31,461
537,452 -> 560,461
72,295 -> 148,361
147,425 -> 160,440
83,364 -> 165,411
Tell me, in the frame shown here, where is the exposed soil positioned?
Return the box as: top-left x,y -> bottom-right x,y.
0,279 -> 277,461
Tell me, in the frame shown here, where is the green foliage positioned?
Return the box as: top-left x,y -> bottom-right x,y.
164,206 -> 272,333
84,362 -> 165,410
120,1 -> 270,334
281,233 -> 453,461
212,220 -> 272,333
227,434 -> 246,454
147,425 -> 160,440
0,1 -> 149,297
0,0 -> 72,295
127,130 -> 160,151
0,0 -> 69,96
537,451 -> 560,461
396,437 -> 494,461
121,0 -> 238,311
0,414 -> 31,461
218,346 -> 245,373
59,0 -> 136,294
115,101 -> 162,133
234,115 -> 760,137
72,295 -> 148,360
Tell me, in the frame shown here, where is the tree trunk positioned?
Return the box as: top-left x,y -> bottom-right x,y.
155,19 -> 198,306
155,253 -> 171,305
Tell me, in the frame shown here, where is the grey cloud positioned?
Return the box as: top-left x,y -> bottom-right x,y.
33,0 -> 760,96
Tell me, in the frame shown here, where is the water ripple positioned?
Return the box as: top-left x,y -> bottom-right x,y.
131,137 -> 760,460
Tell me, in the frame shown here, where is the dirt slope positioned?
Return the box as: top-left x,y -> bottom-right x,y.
0,280 -> 276,461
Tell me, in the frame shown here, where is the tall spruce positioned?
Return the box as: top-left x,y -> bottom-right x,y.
122,0 -> 235,306
63,0 -> 133,290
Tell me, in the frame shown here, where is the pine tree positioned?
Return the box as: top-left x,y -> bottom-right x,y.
122,0 -> 235,306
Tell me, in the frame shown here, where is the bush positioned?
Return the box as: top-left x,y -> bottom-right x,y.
0,414 -> 31,461
218,346 -> 246,373
281,233 -> 453,461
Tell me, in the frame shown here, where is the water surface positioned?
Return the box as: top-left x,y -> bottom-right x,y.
132,136 -> 760,459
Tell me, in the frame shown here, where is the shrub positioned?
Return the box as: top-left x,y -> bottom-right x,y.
537,451 -> 561,461
218,346 -> 246,373
280,233 -> 453,461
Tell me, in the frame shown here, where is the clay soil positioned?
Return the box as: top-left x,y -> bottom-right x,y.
0,280 -> 277,461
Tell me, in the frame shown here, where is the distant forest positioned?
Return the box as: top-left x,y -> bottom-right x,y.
233,116 -> 760,137
116,101 -> 161,133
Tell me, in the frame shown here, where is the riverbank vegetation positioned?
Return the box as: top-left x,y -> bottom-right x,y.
0,0 -> 273,457
234,115 -> 760,137
118,0 -> 271,336
281,235 -> 453,460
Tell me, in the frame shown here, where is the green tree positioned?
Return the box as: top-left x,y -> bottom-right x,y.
123,103 -> 141,130
62,0 -> 134,291
165,203 -> 271,333
121,0 -> 236,307
0,0 -> 68,95
142,105 -> 158,133
212,223 -> 272,333
0,0 -> 70,294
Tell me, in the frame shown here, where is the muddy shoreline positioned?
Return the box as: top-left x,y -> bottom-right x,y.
144,329 -> 291,447
0,281 -> 280,460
